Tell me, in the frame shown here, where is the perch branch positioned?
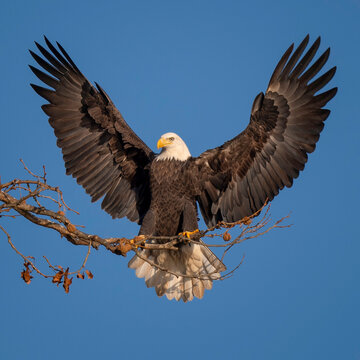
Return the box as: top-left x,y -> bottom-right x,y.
1,161 -> 290,291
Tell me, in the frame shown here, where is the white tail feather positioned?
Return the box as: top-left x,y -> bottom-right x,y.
128,241 -> 226,302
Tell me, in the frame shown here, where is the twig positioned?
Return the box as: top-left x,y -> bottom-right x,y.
1,225 -> 51,278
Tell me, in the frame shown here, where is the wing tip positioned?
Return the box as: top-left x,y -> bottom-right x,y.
28,64 -> 36,72
302,34 -> 310,46
43,35 -> 53,49
30,83 -> 46,98
330,86 -> 338,98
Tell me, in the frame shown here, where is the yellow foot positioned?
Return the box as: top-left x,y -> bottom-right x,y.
130,235 -> 147,247
179,229 -> 199,239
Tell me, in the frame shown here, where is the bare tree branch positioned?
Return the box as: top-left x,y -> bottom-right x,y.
0,161 -> 290,292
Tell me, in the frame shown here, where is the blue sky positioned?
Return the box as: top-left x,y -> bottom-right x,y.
0,1 -> 359,359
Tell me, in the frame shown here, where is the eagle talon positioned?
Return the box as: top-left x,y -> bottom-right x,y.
179,229 -> 199,239
133,235 -> 147,247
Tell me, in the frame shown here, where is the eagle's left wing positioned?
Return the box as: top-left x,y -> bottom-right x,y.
29,37 -> 155,223
190,35 -> 337,227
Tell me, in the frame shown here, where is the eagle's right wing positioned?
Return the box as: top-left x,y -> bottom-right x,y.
30,37 -> 155,223
191,35 -> 337,227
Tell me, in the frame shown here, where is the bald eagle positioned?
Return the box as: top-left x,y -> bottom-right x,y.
29,35 -> 337,302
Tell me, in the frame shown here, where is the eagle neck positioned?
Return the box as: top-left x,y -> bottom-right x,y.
156,146 -> 191,162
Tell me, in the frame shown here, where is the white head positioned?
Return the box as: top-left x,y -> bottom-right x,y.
156,132 -> 191,161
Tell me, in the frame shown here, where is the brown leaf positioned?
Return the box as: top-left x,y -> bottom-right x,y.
57,210 -> 65,216
21,263 -> 33,285
116,241 -> 133,256
67,223 -> 76,233
76,272 -> 85,279
223,232 -> 231,242
63,276 -> 72,294
52,271 -> 64,286
63,267 -> 72,293
242,217 -> 252,225
85,270 -> 93,279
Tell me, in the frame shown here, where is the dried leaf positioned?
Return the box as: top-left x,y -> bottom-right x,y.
57,210 -> 65,216
119,242 -> 132,256
63,267 -> 72,293
242,217 -> 252,225
52,271 -> 64,286
21,264 -> 33,285
67,223 -> 76,233
77,272 -> 84,279
85,270 -> 93,279
223,232 -> 231,242
63,277 -> 72,294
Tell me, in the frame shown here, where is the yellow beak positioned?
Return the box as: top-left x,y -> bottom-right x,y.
157,138 -> 171,149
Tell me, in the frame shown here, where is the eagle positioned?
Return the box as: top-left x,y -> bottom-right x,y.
29,35 -> 337,302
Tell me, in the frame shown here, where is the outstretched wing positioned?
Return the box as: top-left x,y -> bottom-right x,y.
29,37 -> 155,223
191,35 -> 337,226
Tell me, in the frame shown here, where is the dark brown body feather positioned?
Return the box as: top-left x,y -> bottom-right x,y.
140,160 -> 198,236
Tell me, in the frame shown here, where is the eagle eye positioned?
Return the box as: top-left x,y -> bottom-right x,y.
169,137 -> 175,141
